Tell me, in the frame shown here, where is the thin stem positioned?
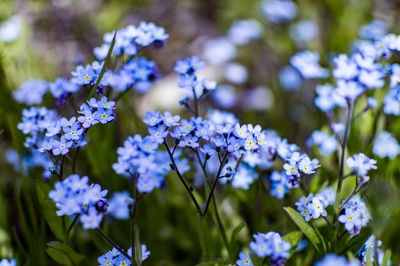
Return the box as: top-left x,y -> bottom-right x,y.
59,155 -> 65,179
203,152 -> 228,216
71,147 -> 80,174
193,149 -> 230,256
65,214 -> 80,241
332,100 -> 353,252
322,216 -> 333,228
130,173 -> 139,266
192,87 -> 199,117
95,228 -> 132,260
164,141 -> 203,215
339,184 -> 360,212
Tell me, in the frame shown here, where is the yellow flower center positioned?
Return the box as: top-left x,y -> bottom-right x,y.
349,216 -> 353,221
102,114 -> 107,119
104,104 -> 109,108
244,259 -> 249,264
85,75 -> 90,80
303,166 -> 308,171
106,261 -> 111,265
248,141 -> 253,146
290,167 -> 295,172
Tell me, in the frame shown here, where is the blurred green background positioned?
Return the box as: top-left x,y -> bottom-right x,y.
1,0 -> 400,265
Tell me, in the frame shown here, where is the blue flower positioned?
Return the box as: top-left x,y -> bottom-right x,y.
63,123 -> 84,140
236,252 -> 253,266
95,109 -> 115,124
290,51 -> 329,79
51,135 -> 73,155
13,79 -> 48,105
373,131 -> 400,159
345,153 -> 377,177
98,251 -> 115,266
143,111 -> 162,126
71,64 -> 96,86
78,109 -> 99,128
262,0 -> 297,23
314,254 -> 356,266
161,111 -> 180,127
107,191 -> 133,219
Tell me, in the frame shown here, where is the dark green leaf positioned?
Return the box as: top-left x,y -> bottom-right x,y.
86,31 -> 116,100
282,231 -> 303,257
196,214 -> 210,260
45,241 -> 84,266
134,224 -> 142,266
340,227 -> 371,254
366,248 -> 372,266
229,222 -> 245,256
36,181 -> 65,241
283,207 -> 327,253
381,250 -> 391,266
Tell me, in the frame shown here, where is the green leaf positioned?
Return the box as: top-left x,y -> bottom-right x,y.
229,222 -> 245,256
134,224 -> 142,266
36,181 -> 65,241
196,215 -> 210,260
340,227 -> 371,254
381,250 -> 391,266
283,207 -> 326,253
282,231 -> 303,257
366,248 -> 372,266
45,241 -> 84,266
86,31 -> 116,100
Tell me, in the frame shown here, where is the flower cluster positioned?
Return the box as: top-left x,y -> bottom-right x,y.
6,149 -> 53,178
17,106 -> 59,148
261,0 -> 297,23
306,130 -> 339,156
283,152 -> 320,186
98,245 -> 150,266
71,61 -> 110,88
295,192 -> 330,221
269,171 -> 298,199
39,97 -> 115,156
338,196 -> 371,236
49,78 -> 79,105
112,133 -> 172,193
107,57 -> 160,93
48,174 -> 108,229
373,131 -> 400,159
345,153 -> 377,177
13,79 -> 48,105
107,191 -> 133,219
94,22 -> 169,60
248,232 -> 290,265
174,56 -> 216,100
290,50 -> 329,79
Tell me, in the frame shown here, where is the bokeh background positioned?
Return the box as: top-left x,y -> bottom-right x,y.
1,0 -> 400,265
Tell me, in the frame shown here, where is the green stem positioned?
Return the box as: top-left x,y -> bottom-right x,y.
193,150 -> 230,256
192,87 -> 199,117
65,214 -> 80,241
203,152 -> 228,216
59,155 -> 65,179
129,173 -> 139,266
332,100 -> 353,252
95,228 -> 132,260
71,147 -> 80,174
164,141 -> 203,215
